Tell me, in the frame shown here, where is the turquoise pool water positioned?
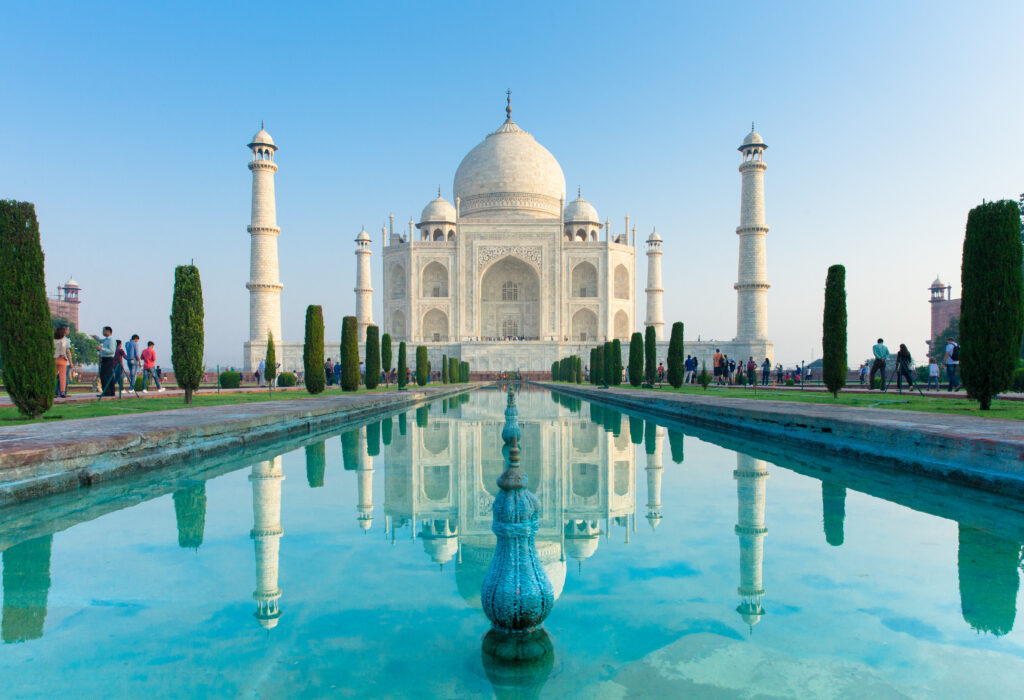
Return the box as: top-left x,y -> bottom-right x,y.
1,386 -> 1022,698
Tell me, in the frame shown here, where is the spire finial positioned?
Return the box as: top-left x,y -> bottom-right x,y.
751,121 -> 755,131
438,185 -> 441,198
506,89 -> 512,120
577,186 -> 581,199
261,119 -> 265,130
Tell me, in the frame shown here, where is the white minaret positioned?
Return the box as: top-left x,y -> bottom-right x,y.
735,125 -> 770,341
644,230 -> 665,340
246,124 -> 283,365
357,427 -> 375,531
355,228 -> 374,342
250,456 -> 284,630
734,454 -> 768,631
645,425 -> 664,530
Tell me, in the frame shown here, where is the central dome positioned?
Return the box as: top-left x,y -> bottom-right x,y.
453,117 -> 566,219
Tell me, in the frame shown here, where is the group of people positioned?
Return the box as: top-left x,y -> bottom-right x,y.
864,337 -> 960,392
53,324 -> 166,398
709,350 -> 774,386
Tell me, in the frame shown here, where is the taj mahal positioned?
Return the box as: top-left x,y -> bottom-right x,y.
242,94 -> 773,372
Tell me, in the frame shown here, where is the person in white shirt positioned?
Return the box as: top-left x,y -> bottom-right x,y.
943,337 -> 960,391
927,357 -> 940,390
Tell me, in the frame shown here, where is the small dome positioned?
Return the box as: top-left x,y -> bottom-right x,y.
64,277 -> 79,288
419,195 -> 457,224
647,230 -> 661,243
931,275 -> 945,288
563,194 -> 599,224
740,125 -> 766,150
356,229 -> 371,242
248,126 -> 277,150
422,534 -> 458,565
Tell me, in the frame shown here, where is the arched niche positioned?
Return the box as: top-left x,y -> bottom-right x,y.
571,261 -> 598,298
391,265 -> 406,298
422,308 -> 449,341
480,256 -> 540,340
614,264 -> 630,299
571,308 -> 598,342
391,309 -> 407,340
421,261 -> 448,298
614,309 -> 629,339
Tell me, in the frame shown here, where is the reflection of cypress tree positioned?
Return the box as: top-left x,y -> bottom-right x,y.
173,485 -> 207,549
821,482 -> 846,547
2,535 -> 52,644
603,408 -> 620,436
644,420 -> 657,455
958,525 -> 1020,636
442,400 -> 447,414
341,429 -> 360,471
366,421 -> 381,457
589,402 -> 603,426
382,417 -> 393,446
629,416 -> 644,445
398,412 -> 407,435
305,441 -> 327,487
416,405 -> 429,428
667,429 -> 684,464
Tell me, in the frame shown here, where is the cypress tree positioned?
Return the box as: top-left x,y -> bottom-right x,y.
822,265 -> 848,398
303,305 -> 326,394
265,331 -> 277,389
173,485 -> 206,549
574,354 -> 582,383
612,339 -> 623,385
442,353 -> 448,383
461,361 -> 469,382
397,342 -> 408,389
305,441 -> 326,487
365,325 -> 380,389
449,357 -> 458,384
667,322 -> 684,388
381,333 -> 393,386
644,326 -> 657,385
628,333 -> 643,387
416,346 -> 429,386
551,361 -> 559,381
170,265 -> 204,404
961,200 -> 1024,410
340,316 -> 359,391
0,201 -> 54,417
592,345 -> 603,385
589,347 -> 597,384
603,342 -> 614,385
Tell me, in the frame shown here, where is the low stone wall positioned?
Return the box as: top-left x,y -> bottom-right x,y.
0,385 -> 474,505
539,382 -> 1024,498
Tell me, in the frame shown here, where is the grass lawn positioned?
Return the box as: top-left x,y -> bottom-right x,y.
0,384 -> 409,425
549,382 -> 1024,420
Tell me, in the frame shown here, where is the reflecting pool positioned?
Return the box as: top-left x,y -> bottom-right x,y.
1,386 -> 1022,698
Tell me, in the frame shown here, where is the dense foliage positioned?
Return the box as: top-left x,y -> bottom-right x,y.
628,333 -> 643,387
170,265 -> 205,404
340,316 -> 359,391
381,333 -> 393,385
698,361 -> 711,390
449,357 -> 458,384
219,370 -> 241,388
822,265 -> 848,398
960,200 -> 1024,409
277,372 -> 297,387
667,322 -> 684,388
0,201 -> 54,417
265,332 -> 277,388
644,326 -> 657,385
591,345 -> 603,385
574,354 -> 582,383
460,361 -> 469,382
305,442 -> 326,487
365,325 -> 380,389
611,339 -> 623,385
551,361 -> 559,381
397,342 -> 408,389
303,305 -> 325,394
173,485 -> 206,550
442,353 -> 448,383
416,345 -> 428,386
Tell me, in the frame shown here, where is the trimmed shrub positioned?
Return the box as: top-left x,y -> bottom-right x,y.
219,371 -> 241,388
442,353 -> 448,383
277,372 -> 297,387
173,485 -> 206,550
265,332 -> 277,388
0,201 -> 54,417
667,322 -> 684,388
592,345 -> 604,385
698,361 -> 711,390
449,357 -> 458,384
603,342 -> 615,386
575,355 -> 582,383
170,265 -> 204,404
787,378 -> 797,387
822,265 -> 848,398
960,200 -> 1024,409
628,333 -> 643,387
644,326 -> 657,385
1013,367 -> 1024,392
340,316 -> 359,391
381,333 -> 393,384
303,305 -> 326,394
397,342 -> 408,389
416,346 -> 428,386
611,339 -> 623,385
365,325 -> 380,389
551,361 -> 559,381
460,361 -> 469,382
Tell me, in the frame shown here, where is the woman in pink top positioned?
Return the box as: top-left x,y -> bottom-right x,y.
53,326 -> 72,398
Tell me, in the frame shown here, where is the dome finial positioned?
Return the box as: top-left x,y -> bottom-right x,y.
438,185 -> 441,198
506,89 -> 512,120
577,186 -> 581,199
261,119 -> 264,130
751,121 -> 755,131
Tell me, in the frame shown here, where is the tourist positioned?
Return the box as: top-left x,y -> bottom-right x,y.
657,362 -> 665,383
859,363 -> 868,386
727,357 -> 736,384
869,338 -> 889,390
324,358 -> 333,385
257,358 -> 266,387
359,361 -> 366,383
54,325 -> 71,398
776,363 -> 783,385
97,326 -> 117,396
712,348 -> 723,385
927,357 -> 940,390
125,334 -> 141,391
895,344 -> 917,392
141,342 -> 166,392
943,336 -> 960,391
682,355 -> 693,385
761,357 -> 771,385
333,360 -> 341,386
113,340 -> 131,394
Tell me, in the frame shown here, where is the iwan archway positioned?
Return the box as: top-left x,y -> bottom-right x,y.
479,256 -> 541,339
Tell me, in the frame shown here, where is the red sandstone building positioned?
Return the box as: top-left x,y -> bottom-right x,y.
46,277 -> 81,329
927,276 -> 960,351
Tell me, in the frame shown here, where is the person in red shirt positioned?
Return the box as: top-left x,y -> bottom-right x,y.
140,341 -> 166,393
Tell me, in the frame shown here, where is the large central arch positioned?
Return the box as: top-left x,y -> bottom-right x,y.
480,256 -> 541,339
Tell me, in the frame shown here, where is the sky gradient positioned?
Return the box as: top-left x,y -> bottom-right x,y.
2,1 -> 1021,367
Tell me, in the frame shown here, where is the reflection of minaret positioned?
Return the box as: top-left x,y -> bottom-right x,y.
958,524 -> 1020,636
250,457 -> 284,630
821,481 -> 846,547
1,535 -> 53,643
734,455 -> 768,631
357,427 -> 375,531
645,426 -> 663,530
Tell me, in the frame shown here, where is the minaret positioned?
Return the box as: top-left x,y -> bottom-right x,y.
645,425 -> 663,530
357,427 -> 375,531
735,124 -> 770,341
734,454 -> 768,631
250,457 -> 284,630
355,229 -> 374,342
246,124 -> 283,364
644,230 -> 665,341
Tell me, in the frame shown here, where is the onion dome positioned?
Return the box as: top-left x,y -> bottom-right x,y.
355,228 -> 371,243
64,277 -> 79,288
931,275 -> 945,288
563,190 -> 600,224
740,123 -> 766,150
419,193 -> 457,225
248,122 -> 277,150
647,230 -> 661,243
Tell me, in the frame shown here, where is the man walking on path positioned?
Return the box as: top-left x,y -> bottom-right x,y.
943,337 -> 961,391
257,358 -> 266,387
141,341 -> 165,392
125,334 -> 141,390
98,326 -> 117,396
869,338 -> 889,390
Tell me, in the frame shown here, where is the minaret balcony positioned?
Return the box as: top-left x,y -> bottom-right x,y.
247,225 -> 281,235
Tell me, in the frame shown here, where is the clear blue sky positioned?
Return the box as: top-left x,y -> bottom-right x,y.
2,1 -> 1021,367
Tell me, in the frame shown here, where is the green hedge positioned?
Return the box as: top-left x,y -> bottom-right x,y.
277,372 -> 297,387
219,371 -> 241,388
